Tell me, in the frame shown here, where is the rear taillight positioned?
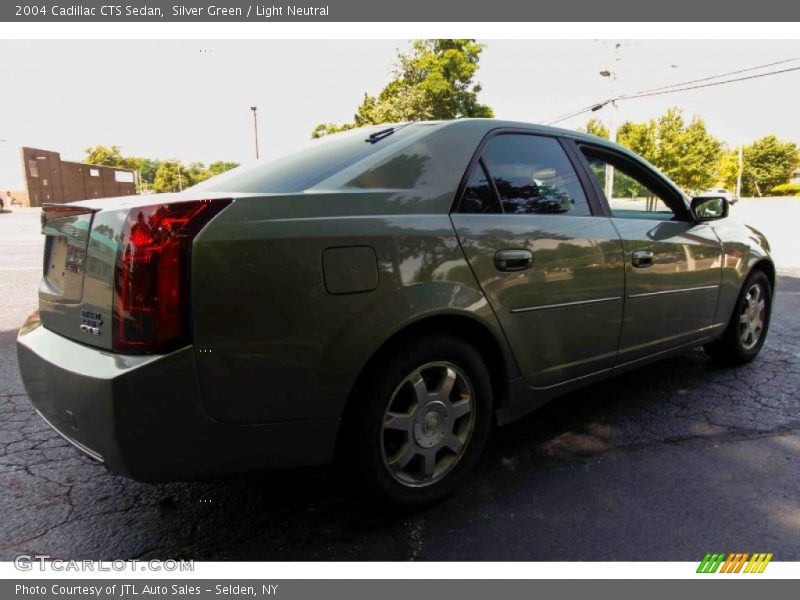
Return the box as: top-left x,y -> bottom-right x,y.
112,199 -> 231,354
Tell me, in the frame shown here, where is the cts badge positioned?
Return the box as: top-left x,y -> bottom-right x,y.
80,309 -> 103,336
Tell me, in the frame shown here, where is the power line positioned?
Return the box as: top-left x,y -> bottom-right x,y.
620,64 -> 800,100
546,62 -> 800,125
626,56 -> 800,97
546,101 -> 613,126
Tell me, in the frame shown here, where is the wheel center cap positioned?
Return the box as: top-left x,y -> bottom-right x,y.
424,413 -> 440,432
413,401 -> 447,448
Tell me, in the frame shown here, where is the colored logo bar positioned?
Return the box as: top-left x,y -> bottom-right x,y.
697,552 -> 773,573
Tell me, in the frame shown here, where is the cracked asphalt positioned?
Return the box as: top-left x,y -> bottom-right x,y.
1,204 -> 799,561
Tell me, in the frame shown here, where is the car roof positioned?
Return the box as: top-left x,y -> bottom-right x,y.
433,118 -> 646,161
433,117 -> 598,139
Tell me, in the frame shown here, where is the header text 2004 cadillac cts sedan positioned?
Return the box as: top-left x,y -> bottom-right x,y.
18,120 -> 774,508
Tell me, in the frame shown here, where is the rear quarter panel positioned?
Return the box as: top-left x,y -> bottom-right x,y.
190,194 -> 509,424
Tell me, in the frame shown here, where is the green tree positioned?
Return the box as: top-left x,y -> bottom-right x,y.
137,158 -> 162,188
84,145 -> 146,190
208,161 -> 240,176
657,109 -> 722,191
715,148 -> 749,192
312,39 -> 493,137
185,161 -> 211,185
615,108 -> 722,192
581,118 -> 609,140
152,161 -> 189,193
150,160 -> 239,192
84,147 -> 239,193
616,120 -> 658,164
740,135 -> 798,196
83,145 -> 138,169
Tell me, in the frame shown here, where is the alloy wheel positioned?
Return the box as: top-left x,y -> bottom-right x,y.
739,283 -> 767,350
380,361 -> 476,488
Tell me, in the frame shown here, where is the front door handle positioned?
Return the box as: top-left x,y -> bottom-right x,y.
631,249 -> 654,268
494,249 -> 533,272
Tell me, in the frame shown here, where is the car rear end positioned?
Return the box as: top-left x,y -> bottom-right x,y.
16,122 -> 469,482
17,194 -> 336,480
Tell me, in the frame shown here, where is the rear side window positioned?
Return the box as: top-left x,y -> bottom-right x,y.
480,134 -> 591,216
193,124 -> 423,194
459,162 -> 501,214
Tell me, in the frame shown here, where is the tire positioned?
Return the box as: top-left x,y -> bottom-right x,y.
349,333 -> 493,510
705,269 -> 772,364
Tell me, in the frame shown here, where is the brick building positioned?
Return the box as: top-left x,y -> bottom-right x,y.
21,147 -> 137,207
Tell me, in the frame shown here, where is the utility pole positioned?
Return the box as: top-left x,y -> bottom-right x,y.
250,106 -> 259,159
177,162 -> 183,192
599,42 -> 622,201
736,145 -> 744,198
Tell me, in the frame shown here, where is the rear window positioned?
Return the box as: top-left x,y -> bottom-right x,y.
193,124 -> 424,194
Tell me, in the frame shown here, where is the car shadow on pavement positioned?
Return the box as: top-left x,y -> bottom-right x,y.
1,276 -> 798,561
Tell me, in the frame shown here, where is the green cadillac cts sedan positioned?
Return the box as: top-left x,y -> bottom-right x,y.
17,119 -> 774,508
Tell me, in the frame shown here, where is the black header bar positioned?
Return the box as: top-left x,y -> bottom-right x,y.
3,0 -> 799,22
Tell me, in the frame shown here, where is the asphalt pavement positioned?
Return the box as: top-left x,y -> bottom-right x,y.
1,204 -> 798,561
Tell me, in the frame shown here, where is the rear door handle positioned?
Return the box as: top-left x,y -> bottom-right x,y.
631,249 -> 654,268
494,249 -> 533,272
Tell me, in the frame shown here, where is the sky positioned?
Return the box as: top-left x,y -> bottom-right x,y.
1,39 -> 799,189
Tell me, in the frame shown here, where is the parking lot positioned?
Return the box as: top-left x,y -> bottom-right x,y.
1,200 -> 799,561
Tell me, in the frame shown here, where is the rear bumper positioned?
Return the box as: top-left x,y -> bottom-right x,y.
16,312 -> 340,482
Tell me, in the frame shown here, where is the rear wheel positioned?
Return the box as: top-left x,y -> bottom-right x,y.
350,334 -> 493,510
705,269 -> 772,364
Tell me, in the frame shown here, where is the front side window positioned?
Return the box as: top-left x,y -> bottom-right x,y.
582,150 -> 678,220
480,134 -> 591,216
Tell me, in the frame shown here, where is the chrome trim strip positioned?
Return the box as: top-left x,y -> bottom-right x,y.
627,284 -> 719,299
510,296 -> 622,314
36,410 -> 104,463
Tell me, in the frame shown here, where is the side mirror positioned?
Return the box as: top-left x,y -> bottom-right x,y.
691,196 -> 728,221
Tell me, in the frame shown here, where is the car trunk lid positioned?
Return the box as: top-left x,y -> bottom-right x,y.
39,203 -> 120,350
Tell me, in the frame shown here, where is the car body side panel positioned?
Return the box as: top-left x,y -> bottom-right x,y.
451,213 -> 625,388
610,218 -> 724,362
709,218 -> 773,330
191,200 -> 513,425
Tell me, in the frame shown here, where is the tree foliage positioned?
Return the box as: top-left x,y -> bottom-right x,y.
84,146 -> 238,193
614,108 -> 722,192
152,161 -> 188,193
137,158 -> 162,187
716,149 -> 741,191
312,39 -> 493,138
581,110 -> 799,197
208,161 -> 241,176
616,120 -> 658,162
581,118 -> 609,140
738,135 -> 798,196
83,145 -> 139,170
150,159 -> 240,193
769,182 -> 800,196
